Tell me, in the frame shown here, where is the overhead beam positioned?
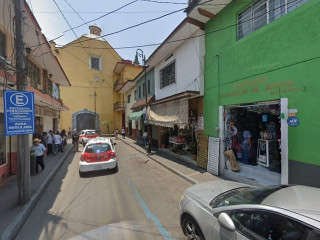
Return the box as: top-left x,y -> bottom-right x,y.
187,17 -> 205,30
198,8 -> 216,19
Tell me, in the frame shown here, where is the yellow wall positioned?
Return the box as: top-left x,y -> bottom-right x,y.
53,36 -> 121,134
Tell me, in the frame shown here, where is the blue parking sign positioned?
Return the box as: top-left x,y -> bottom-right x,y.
4,90 -> 35,135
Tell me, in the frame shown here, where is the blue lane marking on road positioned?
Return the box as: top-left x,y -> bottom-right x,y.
127,178 -> 176,240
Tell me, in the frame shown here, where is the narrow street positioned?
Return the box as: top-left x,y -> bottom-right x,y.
16,139 -> 190,240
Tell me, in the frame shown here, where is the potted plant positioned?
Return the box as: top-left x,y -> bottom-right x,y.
190,142 -> 197,161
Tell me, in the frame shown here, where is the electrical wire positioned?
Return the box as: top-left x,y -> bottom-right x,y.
52,0 -> 114,88
63,0 -> 139,33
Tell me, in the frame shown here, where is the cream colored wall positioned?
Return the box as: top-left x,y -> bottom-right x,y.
54,36 -> 121,134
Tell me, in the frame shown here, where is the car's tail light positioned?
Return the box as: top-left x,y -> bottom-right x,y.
80,154 -> 85,162
111,152 -> 116,159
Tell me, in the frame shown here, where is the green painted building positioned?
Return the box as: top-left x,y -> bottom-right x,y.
186,0 -> 319,186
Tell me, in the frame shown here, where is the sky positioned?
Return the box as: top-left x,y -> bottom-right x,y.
27,0 -> 188,61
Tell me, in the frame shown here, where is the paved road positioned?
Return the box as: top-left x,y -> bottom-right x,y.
16,139 -> 191,240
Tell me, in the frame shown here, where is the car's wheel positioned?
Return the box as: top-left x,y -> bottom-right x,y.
82,140 -> 85,147
182,215 -> 205,240
112,164 -> 119,173
79,171 -> 85,177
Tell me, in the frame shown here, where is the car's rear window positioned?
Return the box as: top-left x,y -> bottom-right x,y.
86,131 -> 96,135
85,143 -> 111,153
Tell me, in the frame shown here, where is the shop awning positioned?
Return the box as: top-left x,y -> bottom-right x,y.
129,111 -> 144,120
146,99 -> 189,128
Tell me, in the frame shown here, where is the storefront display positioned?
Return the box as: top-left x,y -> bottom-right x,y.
224,103 -> 281,173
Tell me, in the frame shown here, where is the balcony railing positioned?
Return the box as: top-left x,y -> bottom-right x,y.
114,101 -> 126,111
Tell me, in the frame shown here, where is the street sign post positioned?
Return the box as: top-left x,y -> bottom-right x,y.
4,90 -> 35,136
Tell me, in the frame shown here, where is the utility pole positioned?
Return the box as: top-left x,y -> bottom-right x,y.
14,0 -> 31,204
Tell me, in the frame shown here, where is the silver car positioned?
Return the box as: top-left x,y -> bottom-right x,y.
179,180 -> 320,240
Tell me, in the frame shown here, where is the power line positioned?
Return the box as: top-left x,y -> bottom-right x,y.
61,8 -> 185,48
52,0 -> 114,88
63,0 -> 139,33
33,10 -> 176,14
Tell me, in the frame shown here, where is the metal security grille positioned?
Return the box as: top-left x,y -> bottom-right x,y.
27,60 -> 40,88
160,61 -> 175,89
91,57 -> 100,70
238,0 -> 310,40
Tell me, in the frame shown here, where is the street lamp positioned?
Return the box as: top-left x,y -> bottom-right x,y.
134,49 -> 151,153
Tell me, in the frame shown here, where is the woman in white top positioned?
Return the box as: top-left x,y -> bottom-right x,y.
54,131 -> 62,155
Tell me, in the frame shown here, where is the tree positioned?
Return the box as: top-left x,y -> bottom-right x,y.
102,120 -> 112,134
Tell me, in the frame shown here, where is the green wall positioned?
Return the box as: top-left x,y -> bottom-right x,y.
136,68 -> 155,102
204,0 -> 320,165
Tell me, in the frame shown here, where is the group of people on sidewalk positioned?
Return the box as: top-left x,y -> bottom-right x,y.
32,129 -> 70,173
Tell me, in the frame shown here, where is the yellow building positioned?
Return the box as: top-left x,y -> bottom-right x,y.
113,60 -> 142,132
51,25 -> 124,134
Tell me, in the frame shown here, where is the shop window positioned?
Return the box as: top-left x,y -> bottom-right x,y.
27,60 -> 40,89
0,114 -> 6,167
0,30 -> 6,58
238,0 -> 310,40
90,55 -> 101,70
127,94 -> 131,104
160,61 -> 175,89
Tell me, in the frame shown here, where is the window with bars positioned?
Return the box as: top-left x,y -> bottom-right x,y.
0,31 -> 5,58
160,61 -> 175,89
139,86 -> 141,98
90,55 -> 101,70
238,0 -> 310,40
148,80 -> 151,94
27,60 -> 40,89
134,90 -> 137,100
127,94 -> 131,104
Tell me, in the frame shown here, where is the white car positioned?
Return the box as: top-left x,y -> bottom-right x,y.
79,137 -> 117,177
79,129 -> 99,146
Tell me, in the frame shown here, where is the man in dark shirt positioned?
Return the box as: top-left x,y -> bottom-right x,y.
72,131 -> 80,152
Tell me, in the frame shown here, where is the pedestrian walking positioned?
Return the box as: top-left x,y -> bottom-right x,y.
72,131 -> 80,152
33,138 -> 46,173
143,130 -> 148,149
47,130 -> 54,155
138,130 -> 143,145
54,131 -> 62,155
42,132 -> 48,149
61,129 -> 67,151
115,129 -> 119,140
68,127 -> 72,139
121,127 -> 126,139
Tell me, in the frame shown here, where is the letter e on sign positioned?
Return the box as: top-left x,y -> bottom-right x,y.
10,93 -> 29,107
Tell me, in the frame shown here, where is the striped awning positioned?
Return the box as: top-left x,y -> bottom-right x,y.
129,111 -> 144,120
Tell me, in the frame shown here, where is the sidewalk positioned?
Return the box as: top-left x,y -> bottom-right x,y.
119,137 -> 221,184
0,142 -> 73,240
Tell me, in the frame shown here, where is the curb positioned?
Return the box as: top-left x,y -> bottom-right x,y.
119,138 -> 198,185
1,146 -> 73,240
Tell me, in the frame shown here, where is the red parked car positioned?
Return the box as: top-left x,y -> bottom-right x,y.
79,129 -> 99,146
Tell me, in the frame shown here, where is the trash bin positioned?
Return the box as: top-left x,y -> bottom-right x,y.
30,148 -> 36,176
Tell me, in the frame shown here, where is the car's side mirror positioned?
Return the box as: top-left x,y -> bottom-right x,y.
218,213 -> 236,232
113,143 -> 117,145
